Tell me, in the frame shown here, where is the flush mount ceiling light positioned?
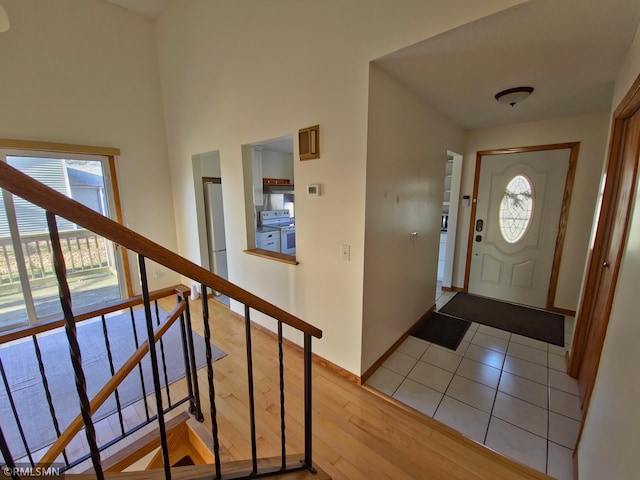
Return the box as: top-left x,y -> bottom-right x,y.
495,87 -> 534,107
0,2 -> 9,33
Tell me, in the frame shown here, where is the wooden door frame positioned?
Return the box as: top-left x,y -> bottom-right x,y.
463,142 -> 579,313
569,74 -> 640,408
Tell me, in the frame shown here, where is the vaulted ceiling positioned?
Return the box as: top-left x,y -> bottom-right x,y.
103,0 -> 640,130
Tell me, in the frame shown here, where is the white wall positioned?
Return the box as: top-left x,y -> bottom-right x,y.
261,150 -> 294,183
456,113 -> 610,311
155,0 -> 524,375
577,21 -> 640,480
0,0 -> 179,292
361,65 -> 465,372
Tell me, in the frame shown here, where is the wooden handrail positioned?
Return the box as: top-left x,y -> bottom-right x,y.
38,301 -> 186,468
0,161 -> 321,339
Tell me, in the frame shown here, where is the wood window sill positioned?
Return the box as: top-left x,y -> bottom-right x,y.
244,249 -> 299,265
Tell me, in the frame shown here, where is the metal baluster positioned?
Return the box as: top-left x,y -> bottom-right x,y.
100,315 -> 125,436
46,212 -> 104,480
303,333 -> 316,473
201,285 -> 222,479
0,423 -> 19,480
177,296 -> 195,415
129,306 -> 150,421
153,300 -> 172,408
138,255 -> 171,480
244,305 -> 258,474
278,321 -> 286,470
0,356 -> 33,466
183,296 -> 203,421
32,336 -> 69,466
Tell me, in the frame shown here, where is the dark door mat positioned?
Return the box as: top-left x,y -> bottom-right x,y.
440,293 -> 564,346
412,311 -> 471,351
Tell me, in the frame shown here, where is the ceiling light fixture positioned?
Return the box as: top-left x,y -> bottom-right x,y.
0,3 -> 10,33
495,86 -> 534,107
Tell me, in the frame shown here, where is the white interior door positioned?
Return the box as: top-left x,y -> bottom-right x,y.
468,149 -> 570,308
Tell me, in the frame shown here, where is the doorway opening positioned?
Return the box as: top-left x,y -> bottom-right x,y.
192,151 -> 229,306
437,151 -> 463,298
569,75 -> 640,413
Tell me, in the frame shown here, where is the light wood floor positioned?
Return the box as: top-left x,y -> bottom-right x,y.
48,295 -> 551,479
153,296 -> 550,480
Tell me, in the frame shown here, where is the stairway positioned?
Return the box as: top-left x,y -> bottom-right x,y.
72,412 -> 329,479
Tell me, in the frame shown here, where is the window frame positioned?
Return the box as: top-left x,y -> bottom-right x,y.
0,139 -> 133,325
498,174 -> 534,244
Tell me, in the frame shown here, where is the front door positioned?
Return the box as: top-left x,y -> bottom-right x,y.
468,148 -> 570,308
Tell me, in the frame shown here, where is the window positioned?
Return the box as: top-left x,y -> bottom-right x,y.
0,144 -> 128,331
499,174 -> 533,243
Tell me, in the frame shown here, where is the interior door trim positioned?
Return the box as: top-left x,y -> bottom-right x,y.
569,73 -> 640,411
463,142 -> 580,312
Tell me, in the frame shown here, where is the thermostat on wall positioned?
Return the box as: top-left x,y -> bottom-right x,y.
307,184 -> 321,196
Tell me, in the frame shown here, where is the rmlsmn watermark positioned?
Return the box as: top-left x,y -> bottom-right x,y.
2,464 -> 65,477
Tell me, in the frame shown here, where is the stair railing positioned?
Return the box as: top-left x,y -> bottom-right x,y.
0,161 -> 322,479
0,285 -> 200,474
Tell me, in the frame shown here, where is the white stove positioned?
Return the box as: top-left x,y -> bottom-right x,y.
259,210 -> 296,255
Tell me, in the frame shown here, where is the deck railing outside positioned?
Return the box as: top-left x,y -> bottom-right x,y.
0,229 -> 113,285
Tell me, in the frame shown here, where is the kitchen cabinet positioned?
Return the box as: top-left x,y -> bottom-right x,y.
256,229 -> 280,253
263,178 -> 291,185
252,147 -> 263,206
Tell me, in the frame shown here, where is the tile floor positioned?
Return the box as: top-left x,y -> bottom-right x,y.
366,291 -> 579,480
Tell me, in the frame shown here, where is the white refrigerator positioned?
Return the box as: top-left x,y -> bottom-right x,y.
204,180 -> 228,282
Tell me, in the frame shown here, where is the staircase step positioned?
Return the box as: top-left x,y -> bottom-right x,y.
69,455 -> 329,479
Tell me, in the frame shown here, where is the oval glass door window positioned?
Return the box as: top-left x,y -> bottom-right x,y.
499,175 -> 533,243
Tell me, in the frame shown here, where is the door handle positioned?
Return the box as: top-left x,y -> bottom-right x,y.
475,219 -> 484,232
603,261 -> 610,267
